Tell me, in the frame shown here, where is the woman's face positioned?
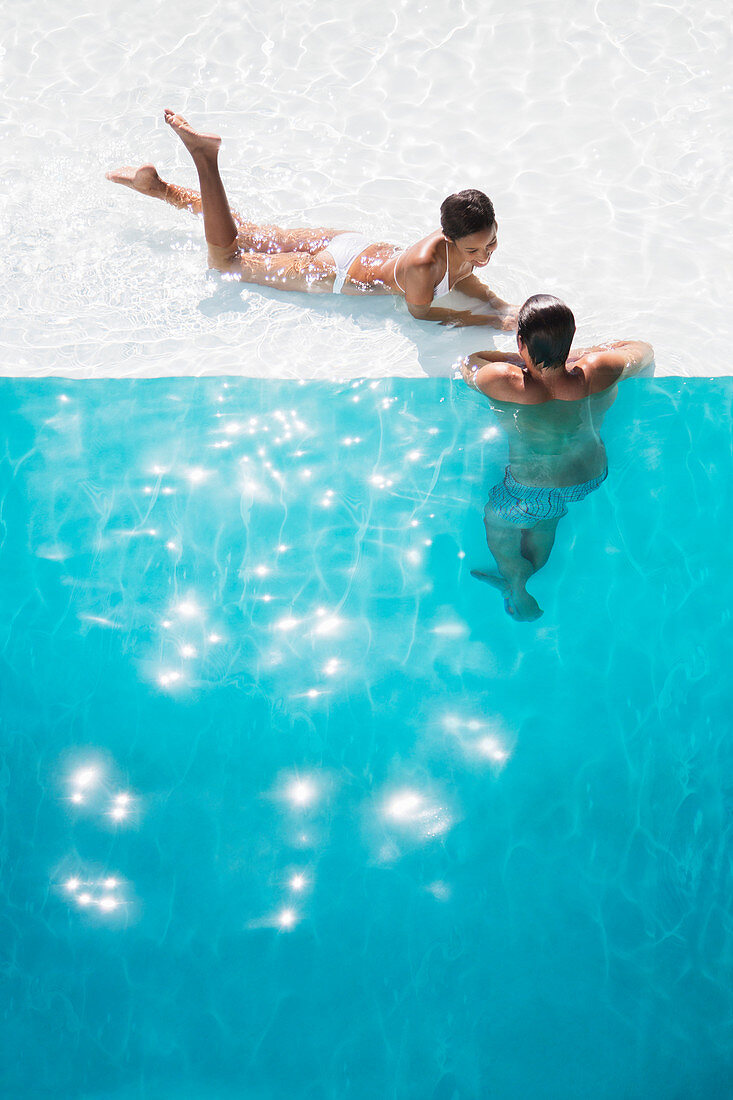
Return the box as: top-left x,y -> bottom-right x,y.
451,223 -> 498,268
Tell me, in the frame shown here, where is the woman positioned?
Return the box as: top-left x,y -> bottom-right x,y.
107,110 -> 517,329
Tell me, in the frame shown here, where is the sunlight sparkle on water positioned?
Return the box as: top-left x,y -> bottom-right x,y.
175,599 -> 202,620
284,776 -> 319,809
158,670 -> 183,688
185,467 -> 212,485
312,613 -> 343,637
443,714 -> 513,769
275,616 -> 300,632
382,787 -> 452,839
432,620 -> 468,637
277,908 -> 297,930
475,736 -> 511,765
71,766 -> 101,789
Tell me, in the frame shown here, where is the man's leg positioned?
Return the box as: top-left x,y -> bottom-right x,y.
520,517 -> 560,575
471,508 -> 543,621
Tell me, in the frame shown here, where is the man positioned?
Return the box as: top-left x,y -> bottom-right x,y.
461,294 -> 653,620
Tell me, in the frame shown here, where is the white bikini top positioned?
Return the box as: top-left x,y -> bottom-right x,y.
394,240 -> 454,301
432,241 -> 452,299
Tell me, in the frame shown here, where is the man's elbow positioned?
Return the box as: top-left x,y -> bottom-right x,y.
628,340 -> 654,369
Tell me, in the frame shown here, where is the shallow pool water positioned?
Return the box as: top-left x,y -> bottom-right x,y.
2,0 -> 731,378
1,377 -> 732,1098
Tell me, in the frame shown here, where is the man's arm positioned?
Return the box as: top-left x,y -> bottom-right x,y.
575,340 -> 655,387
459,351 -> 522,396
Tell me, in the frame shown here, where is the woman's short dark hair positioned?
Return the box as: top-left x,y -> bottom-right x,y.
440,190 -> 496,240
517,295 -> 576,369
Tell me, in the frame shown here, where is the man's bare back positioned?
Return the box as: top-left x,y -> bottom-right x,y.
461,340 -> 654,404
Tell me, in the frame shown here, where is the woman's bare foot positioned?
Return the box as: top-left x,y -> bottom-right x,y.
105,164 -> 165,197
164,109 -> 221,158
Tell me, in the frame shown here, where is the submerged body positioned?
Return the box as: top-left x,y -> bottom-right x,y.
107,113 -> 517,329
462,296 -> 654,620
488,388 -> 615,519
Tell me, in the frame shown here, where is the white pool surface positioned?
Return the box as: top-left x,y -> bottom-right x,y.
1,0 -> 731,379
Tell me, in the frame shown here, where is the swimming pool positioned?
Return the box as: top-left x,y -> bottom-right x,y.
2,376 -> 731,1097
2,0 -> 732,1094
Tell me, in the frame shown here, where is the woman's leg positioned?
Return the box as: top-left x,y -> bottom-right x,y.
163,110 -> 237,253
106,164 -> 203,214
108,146 -> 345,254
164,110 -> 336,292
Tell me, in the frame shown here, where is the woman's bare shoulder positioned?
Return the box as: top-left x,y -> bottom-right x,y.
403,230 -> 444,264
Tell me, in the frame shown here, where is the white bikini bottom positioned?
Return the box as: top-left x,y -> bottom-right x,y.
322,232 -> 373,293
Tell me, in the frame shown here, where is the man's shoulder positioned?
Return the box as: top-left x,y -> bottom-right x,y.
476,361 -> 534,402
572,350 -> 625,392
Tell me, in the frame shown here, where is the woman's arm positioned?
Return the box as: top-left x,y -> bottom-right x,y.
449,273 -> 519,329
402,262 -> 516,327
408,303 -> 504,326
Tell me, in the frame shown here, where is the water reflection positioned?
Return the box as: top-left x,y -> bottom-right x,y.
63,754 -> 140,828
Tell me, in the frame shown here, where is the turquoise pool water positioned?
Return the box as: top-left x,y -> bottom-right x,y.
1,377 -> 732,1098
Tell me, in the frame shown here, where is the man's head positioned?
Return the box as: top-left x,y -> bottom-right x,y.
440,190 -> 498,267
517,295 -> 576,369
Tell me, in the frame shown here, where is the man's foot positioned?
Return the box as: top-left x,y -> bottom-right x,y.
504,587 -> 543,622
164,109 -> 221,157
105,164 -> 165,197
470,569 -> 510,596
472,568 -> 542,622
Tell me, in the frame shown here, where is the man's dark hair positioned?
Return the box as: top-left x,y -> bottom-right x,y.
517,295 -> 576,369
440,189 -> 496,240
